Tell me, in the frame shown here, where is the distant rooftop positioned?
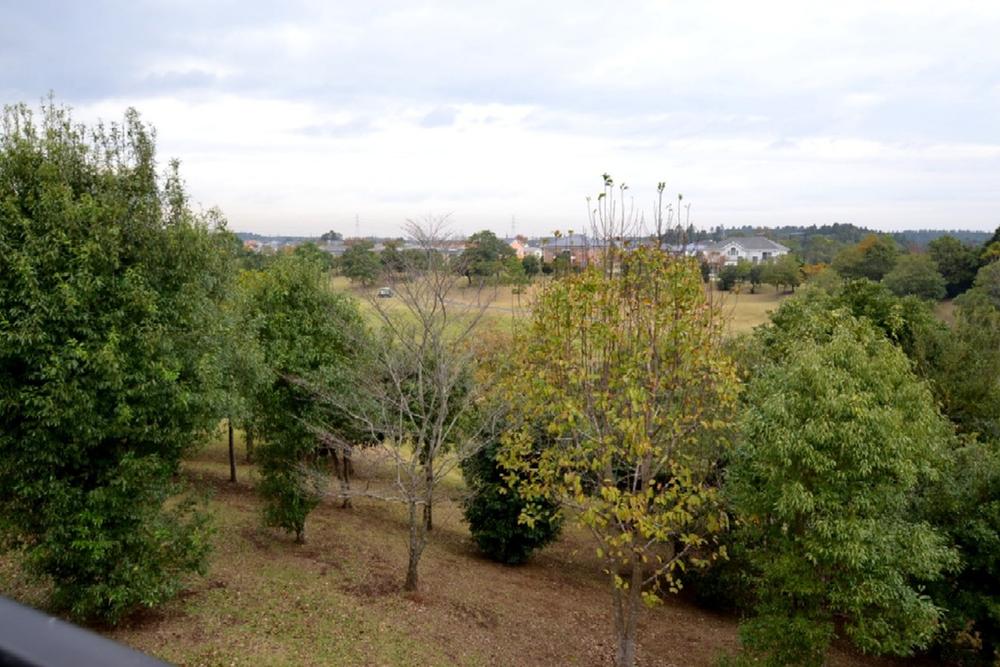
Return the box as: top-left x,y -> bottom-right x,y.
541,234 -> 591,248
705,236 -> 789,253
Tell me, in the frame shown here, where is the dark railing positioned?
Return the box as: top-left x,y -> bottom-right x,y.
0,597 -> 169,666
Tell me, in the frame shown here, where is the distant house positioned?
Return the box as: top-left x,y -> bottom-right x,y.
666,241 -> 713,257
541,234 -> 600,266
507,236 -> 528,259
507,236 -> 544,261
320,240 -> 348,257
703,237 -> 789,266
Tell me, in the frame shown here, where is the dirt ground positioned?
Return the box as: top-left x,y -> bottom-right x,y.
0,437 -> 898,666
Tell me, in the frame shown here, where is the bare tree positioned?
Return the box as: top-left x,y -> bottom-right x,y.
315,214 -> 500,591
586,173 -> 640,276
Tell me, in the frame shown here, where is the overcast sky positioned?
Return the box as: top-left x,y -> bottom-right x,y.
3,1 -> 1000,237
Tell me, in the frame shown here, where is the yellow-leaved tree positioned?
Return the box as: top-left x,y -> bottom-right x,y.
502,241 -> 739,667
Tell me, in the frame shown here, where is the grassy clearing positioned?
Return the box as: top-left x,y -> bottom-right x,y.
330,273 -> 785,337
934,299 -> 957,325
0,431 -> 906,666
712,288 -> 789,334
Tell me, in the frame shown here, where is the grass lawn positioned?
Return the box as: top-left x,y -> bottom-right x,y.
331,273 -> 787,337
712,287 -> 789,334
1,431 -> 907,666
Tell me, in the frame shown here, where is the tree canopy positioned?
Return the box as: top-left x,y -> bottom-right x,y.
832,234 -> 899,281
241,253 -> 365,542
729,301 -> 957,665
0,101 -> 223,622
339,240 -> 381,285
881,253 -> 947,301
457,230 -> 515,284
503,247 -> 739,667
928,235 -> 980,298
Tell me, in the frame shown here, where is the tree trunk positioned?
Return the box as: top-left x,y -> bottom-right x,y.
337,447 -> 352,509
423,460 -> 434,531
404,500 -> 426,591
245,428 -> 254,463
612,558 -> 644,667
228,418 -> 237,483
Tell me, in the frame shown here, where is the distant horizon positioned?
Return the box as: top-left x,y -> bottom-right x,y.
222,211 -> 999,240
230,224 -> 996,242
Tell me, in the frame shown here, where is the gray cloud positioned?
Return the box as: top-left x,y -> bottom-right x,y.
3,1 -> 999,234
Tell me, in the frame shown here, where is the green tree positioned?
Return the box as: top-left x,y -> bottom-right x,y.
919,437 -> 1000,664
981,225 -> 1000,263
971,260 -> 1000,308
339,240 -> 380,286
461,427 -> 562,565
502,247 -> 739,667
761,253 -> 803,292
728,304 -> 957,666
0,101 -> 219,623
931,290 -> 1000,439
795,280 -> 950,378
551,251 -> 572,276
521,253 -> 541,278
208,249 -> 269,483
748,263 -> 765,293
242,254 -> 364,542
832,233 -> 899,281
380,239 -> 407,275
983,241 -> 1000,264
458,230 -> 515,284
320,229 -> 342,242
292,241 -> 334,272
500,254 -> 527,288
882,253 -> 947,301
718,260 -> 751,291
928,235 -> 980,298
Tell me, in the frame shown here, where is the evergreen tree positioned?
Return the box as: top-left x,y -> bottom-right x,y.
0,101 -> 222,623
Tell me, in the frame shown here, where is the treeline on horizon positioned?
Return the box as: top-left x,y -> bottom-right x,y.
236,223 -> 993,253
3,100 -> 1000,667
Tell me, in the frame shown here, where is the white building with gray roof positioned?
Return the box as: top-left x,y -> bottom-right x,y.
703,236 -> 790,265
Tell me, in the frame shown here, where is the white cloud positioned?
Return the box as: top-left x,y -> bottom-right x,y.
4,1 -> 1000,235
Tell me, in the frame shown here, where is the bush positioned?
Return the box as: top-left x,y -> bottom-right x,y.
461,437 -> 561,564
30,455 -> 212,623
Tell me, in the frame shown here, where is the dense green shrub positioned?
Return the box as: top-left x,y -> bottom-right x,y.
0,101 -> 221,622
29,455 -> 212,622
461,437 -> 561,564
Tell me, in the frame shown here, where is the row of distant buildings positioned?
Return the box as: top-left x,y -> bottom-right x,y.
243,234 -> 790,267
513,234 -> 790,267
